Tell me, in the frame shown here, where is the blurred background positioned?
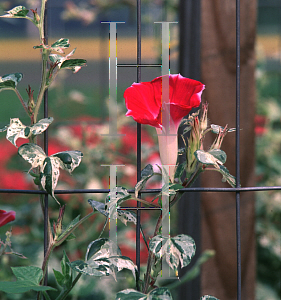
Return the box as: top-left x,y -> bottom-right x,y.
0,0 -> 280,299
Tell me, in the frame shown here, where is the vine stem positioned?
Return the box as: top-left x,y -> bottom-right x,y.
14,88 -> 29,115
33,0 -> 48,123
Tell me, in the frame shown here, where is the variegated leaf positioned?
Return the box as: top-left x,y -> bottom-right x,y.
88,199 -> 136,226
18,144 -> 83,203
29,117 -> 53,136
0,73 -> 23,91
18,143 -> 46,170
34,38 -> 70,54
60,59 -> 87,73
195,150 -> 221,165
40,157 -> 61,201
200,296 -> 219,300
211,124 -> 236,134
149,234 -> 196,272
70,238 -> 137,280
1,117 -> 53,147
135,164 -> 154,198
116,287 -> 173,300
51,151 -> 83,173
0,6 -> 29,18
105,187 -> 131,210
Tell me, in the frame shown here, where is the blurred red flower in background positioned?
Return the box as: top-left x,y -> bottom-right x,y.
0,209 -> 16,227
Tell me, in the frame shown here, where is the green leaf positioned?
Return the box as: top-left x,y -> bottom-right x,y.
1,117 -> 53,147
61,251 -> 71,277
54,251 -> 73,289
53,269 -> 65,287
0,266 -> 56,294
0,6 -> 29,18
69,239 -> 137,280
174,162 -> 186,182
135,164 -> 155,197
116,287 -> 173,300
56,215 -> 80,245
149,234 -> 196,272
0,73 -> 23,91
200,296 -> 220,300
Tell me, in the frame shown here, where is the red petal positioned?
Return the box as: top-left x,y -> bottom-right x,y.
0,210 -> 16,227
124,82 -> 161,128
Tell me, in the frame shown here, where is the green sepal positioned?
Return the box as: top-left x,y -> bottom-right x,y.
0,266 -> 56,294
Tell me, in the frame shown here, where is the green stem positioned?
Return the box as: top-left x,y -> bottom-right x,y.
42,291 -> 52,300
34,50 -> 48,123
34,0 -> 48,123
143,213 -> 162,294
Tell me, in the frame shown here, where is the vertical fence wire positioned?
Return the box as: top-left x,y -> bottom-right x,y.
43,1 -> 49,287
236,0 -> 242,299
136,0 -> 142,290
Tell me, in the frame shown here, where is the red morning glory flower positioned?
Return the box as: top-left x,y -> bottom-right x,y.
124,74 -> 205,180
0,209 -> 16,227
124,74 -> 205,129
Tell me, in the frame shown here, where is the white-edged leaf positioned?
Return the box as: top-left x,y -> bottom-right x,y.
34,38 -> 70,54
0,73 -> 23,91
211,124 -> 235,134
0,6 -> 29,18
208,149 -> 227,164
18,144 -> 83,203
149,234 -> 196,272
29,117 -> 53,136
218,165 -> 236,187
40,157 -> 61,201
117,210 -> 137,225
135,164 -> 154,198
18,143 -> 46,170
88,199 -> 136,225
200,296 -> 220,300
51,150 -> 83,173
116,287 -> 173,300
105,187 -> 131,210
2,117 -> 53,147
194,150 -> 222,166
69,238 -> 137,280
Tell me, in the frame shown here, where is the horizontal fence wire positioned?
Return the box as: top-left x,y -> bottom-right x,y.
1,186 -> 281,195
